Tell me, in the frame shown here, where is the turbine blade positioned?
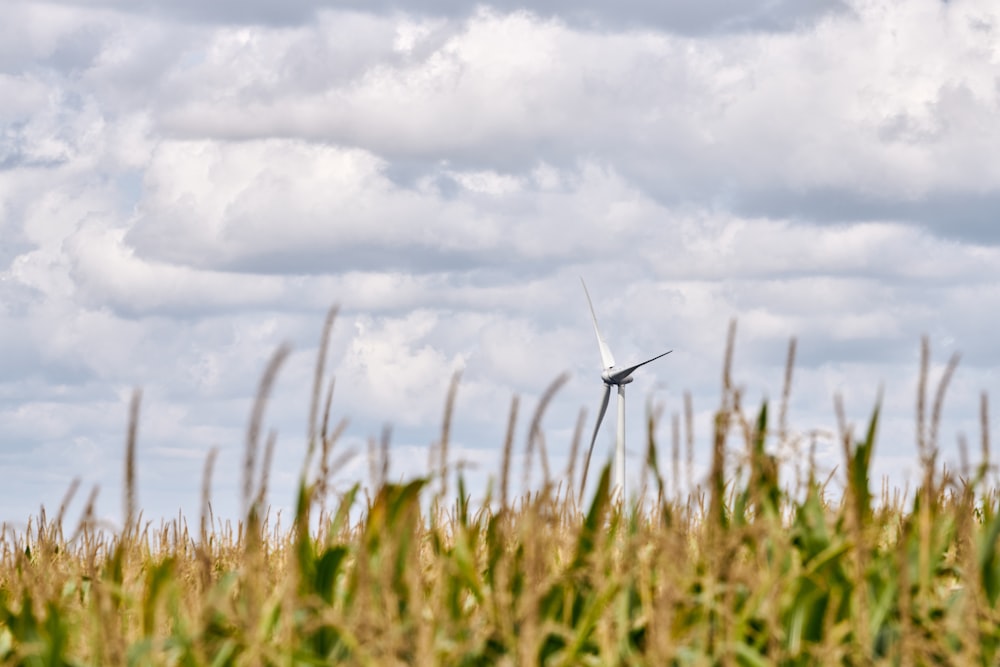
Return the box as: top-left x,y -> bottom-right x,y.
579,383 -> 612,499
581,278 -> 616,370
608,350 -> 672,384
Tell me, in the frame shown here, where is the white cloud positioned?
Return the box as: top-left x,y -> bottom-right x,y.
111,2 -> 998,210
66,223 -> 289,315
125,139 -> 504,271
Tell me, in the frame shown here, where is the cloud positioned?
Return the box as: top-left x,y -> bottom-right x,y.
2,0 -> 998,524
66,223 -> 290,316
109,2 -> 999,248
123,138 -> 671,275
733,188 -> 1000,244
35,0 -> 849,35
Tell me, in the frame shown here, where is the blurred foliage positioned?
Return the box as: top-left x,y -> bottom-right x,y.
1,331 -> 996,665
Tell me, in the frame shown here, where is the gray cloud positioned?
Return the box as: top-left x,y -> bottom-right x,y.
732,188 -> 1000,244
40,0 -> 849,35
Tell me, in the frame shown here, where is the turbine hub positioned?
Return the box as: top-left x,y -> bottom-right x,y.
601,369 -> 634,385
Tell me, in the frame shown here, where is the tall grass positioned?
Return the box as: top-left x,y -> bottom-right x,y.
2,315 -> 999,665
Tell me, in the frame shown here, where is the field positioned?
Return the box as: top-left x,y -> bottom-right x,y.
2,314 -> 999,665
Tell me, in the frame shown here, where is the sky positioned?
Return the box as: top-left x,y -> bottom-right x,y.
2,0 -> 999,527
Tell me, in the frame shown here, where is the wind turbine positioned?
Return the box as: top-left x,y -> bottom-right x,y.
580,278 -> 671,501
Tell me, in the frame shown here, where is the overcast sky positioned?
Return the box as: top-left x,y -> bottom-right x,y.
2,0 -> 999,526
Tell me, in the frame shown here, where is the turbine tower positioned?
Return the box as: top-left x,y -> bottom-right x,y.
581,278 -> 671,501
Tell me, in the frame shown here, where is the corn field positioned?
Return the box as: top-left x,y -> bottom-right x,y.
2,314 -> 999,665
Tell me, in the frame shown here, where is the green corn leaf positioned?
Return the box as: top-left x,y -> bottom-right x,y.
978,508 -> 1000,606
850,402 -> 880,522
733,642 -> 770,667
142,556 -> 175,637
314,546 -> 349,604
574,464 -> 611,570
